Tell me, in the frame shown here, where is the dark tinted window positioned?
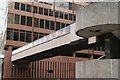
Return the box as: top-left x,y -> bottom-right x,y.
26,31 -> 31,42
27,16 -> 32,26
39,7 -> 43,14
20,30 -> 25,42
56,22 -> 60,30
44,8 -> 48,16
14,2 -> 20,10
21,3 -> 26,11
13,30 -> 19,41
34,18 -> 39,27
50,21 -> 54,30
40,19 -> 44,28
26,4 -> 31,12
21,16 -> 26,25
33,6 -> 38,13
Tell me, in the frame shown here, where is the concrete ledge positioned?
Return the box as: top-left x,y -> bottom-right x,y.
76,59 -> 119,78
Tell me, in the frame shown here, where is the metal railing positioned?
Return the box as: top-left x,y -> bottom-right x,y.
12,26 -> 71,55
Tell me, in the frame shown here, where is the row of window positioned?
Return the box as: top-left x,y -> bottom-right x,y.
8,13 -> 70,31
32,1 -> 77,11
14,2 -> 76,21
7,29 -> 48,42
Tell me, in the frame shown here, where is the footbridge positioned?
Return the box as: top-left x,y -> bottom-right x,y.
12,23 -> 89,62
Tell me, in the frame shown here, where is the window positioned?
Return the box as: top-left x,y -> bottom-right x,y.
44,8 -> 48,16
8,13 -> 14,24
56,22 -> 60,30
60,12 -> 63,18
34,18 -> 39,27
39,7 -> 43,14
33,32 -> 38,41
69,3 -> 77,10
13,30 -> 19,41
45,20 -> 49,29
21,3 -> 26,11
27,16 -> 32,26
66,24 -> 70,26
49,9 -> 53,16
14,2 -> 20,10
7,29 -> 13,40
20,30 -> 25,42
65,13 -> 68,19
61,23 -> 65,28
21,15 -> 26,25
50,21 -> 54,30
26,31 -> 31,42
39,33 -> 44,38
26,4 -> 31,12
69,14 -> 73,20
55,11 -> 59,17
14,14 -> 20,24
8,2 -> 14,9
73,15 -> 76,21
40,19 -> 44,28
33,6 -> 38,13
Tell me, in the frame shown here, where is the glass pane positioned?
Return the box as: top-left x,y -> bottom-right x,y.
39,7 -> 43,14
33,6 -> 38,13
45,20 -> 49,29
7,29 -> 13,40
56,22 -> 60,30
13,30 -> 19,41
34,18 -> 39,27
40,19 -> 44,28
50,21 -> 54,30
14,2 -> 20,10
20,30 -> 25,42
33,32 -> 38,41
8,13 -> 14,24
27,16 -> 32,26
14,14 -> 20,24
26,31 -> 31,42
44,8 -> 48,16
21,3 -> 26,11
21,15 -> 26,25
26,4 -> 31,12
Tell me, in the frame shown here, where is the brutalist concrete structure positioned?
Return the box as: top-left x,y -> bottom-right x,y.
75,2 -> 120,79
76,59 -> 119,78
76,2 -> 120,59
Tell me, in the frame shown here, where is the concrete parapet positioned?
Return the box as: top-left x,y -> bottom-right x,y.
76,59 -> 119,78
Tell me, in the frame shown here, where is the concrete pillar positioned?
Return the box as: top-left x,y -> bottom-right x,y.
3,46 -> 12,78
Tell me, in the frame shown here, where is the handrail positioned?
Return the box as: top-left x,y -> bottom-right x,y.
96,54 -> 105,60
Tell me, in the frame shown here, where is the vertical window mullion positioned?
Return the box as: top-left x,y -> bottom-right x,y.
24,31 -> 27,42
25,16 -> 27,26
19,15 -> 21,25
13,13 -> 15,24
